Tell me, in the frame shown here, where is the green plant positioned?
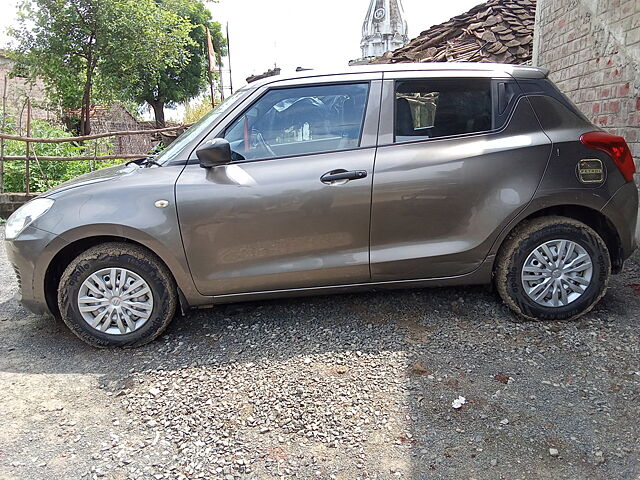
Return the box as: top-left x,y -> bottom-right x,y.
185,96 -> 213,123
2,118 -> 121,193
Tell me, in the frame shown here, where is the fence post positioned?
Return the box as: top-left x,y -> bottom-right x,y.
0,75 -> 6,194
25,98 -> 31,195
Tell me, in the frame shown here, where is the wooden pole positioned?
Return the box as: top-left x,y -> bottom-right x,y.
218,62 -> 225,101
0,124 -> 191,143
226,22 -> 234,95
2,154 -> 155,161
25,98 -> 31,195
0,75 -> 7,194
208,70 -> 216,109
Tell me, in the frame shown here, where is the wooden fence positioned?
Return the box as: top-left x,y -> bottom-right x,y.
0,97 -> 189,194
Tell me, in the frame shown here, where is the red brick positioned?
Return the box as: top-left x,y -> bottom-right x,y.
619,83 -> 631,96
593,103 -> 600,114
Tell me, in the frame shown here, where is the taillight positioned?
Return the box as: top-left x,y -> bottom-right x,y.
580,131 -> 636,182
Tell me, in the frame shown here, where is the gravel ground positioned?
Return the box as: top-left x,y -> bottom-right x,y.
1,225 -> 639,480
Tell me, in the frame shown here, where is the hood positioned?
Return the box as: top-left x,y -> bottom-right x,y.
42,163 -> 139,197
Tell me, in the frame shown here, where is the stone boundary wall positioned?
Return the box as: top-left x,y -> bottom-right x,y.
0,193 -> 37,219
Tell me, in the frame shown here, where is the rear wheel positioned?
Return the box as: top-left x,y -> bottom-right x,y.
495,216 -> 610,321
58,242 -> 177,347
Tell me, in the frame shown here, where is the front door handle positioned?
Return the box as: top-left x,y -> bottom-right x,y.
320,169 -> 368,184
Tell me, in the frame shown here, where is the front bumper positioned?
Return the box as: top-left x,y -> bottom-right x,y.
4,225 -> 65,316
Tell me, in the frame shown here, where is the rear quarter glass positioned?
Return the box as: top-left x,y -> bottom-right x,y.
516,78 -> 592,124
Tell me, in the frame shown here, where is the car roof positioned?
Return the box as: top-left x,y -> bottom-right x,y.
241,62 -> 549,90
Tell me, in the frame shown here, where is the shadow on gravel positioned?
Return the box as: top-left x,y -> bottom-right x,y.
1,284 -> 499,377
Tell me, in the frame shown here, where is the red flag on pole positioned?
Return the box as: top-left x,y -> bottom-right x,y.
205,26 -> 216,107
205,26 -> 217,72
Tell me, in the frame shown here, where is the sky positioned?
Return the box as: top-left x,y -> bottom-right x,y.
212,0 -> 482,92
0,0 -> 483,118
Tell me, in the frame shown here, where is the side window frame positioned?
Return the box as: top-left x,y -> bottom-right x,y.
221,81 -> 375,164
391,77 -> 495,144
492,79 -> 526,130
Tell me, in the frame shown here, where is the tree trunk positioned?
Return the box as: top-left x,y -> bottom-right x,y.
80,45 -> 96,136
149,99 -> 166,129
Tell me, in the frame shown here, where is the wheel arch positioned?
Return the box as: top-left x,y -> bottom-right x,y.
44,233 -> 191,318
492,204 -> 623,274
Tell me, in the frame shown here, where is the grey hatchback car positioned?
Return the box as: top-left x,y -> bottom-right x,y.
4,63 -> 638,347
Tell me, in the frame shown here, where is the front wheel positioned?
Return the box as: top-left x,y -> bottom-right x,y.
495,216 -> 610,321
58,243 -> 177,347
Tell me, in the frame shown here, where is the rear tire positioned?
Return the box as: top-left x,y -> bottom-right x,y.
58,242 -> 177,348
495,216 -> 610,321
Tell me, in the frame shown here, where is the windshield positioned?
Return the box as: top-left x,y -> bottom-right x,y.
156,88 -> 251,165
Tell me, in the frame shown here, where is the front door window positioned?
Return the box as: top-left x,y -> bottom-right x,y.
224,83 -> 370,161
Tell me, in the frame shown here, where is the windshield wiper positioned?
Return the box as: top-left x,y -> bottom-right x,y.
126,156 -> 162,168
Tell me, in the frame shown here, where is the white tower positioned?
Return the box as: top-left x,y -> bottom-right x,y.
360,0 -> 409,59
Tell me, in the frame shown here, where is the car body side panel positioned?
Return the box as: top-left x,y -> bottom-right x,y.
27,166 -> 203,305
176,148 -> 376,295
369,95 -> 552,280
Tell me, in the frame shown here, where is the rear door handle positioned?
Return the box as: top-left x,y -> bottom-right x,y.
320,169 -> 368,184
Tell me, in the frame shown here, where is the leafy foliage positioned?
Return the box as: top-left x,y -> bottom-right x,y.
120,0 -> 226,127
184,96 -> 214,123
2,118 -> 121,193
10,0 -> 194,134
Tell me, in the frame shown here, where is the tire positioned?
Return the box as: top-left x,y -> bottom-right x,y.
58,242 -> 177,348
495,216 -> 610,321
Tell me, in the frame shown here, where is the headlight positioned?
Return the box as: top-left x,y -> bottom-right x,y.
5,198 -> 54,240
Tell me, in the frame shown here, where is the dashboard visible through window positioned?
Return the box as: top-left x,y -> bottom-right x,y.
224,83 -> 370,161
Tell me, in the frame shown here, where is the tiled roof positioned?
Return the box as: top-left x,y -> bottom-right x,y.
373,0 -> 536,65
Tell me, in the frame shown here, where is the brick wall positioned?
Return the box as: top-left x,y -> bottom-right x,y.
0,54 -> 56,129
533,0 -> 640,183
91,105 -> 154,156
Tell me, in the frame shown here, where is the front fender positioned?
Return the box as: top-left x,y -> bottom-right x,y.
30,166 -> 210,308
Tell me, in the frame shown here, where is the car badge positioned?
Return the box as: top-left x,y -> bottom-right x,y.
577,159 -> 604,184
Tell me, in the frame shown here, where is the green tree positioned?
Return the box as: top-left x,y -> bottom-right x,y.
122,0 -> 226,128
11,0 -> 193,135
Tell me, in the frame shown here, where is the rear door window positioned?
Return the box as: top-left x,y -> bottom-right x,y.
224,83 -> 370,161
394,79 -> 493,143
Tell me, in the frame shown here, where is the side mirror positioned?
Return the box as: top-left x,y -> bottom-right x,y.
196,138 -> 232,168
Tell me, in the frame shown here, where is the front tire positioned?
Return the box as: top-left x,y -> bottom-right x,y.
495,216 -> 610,321
58,242 -> 177,348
